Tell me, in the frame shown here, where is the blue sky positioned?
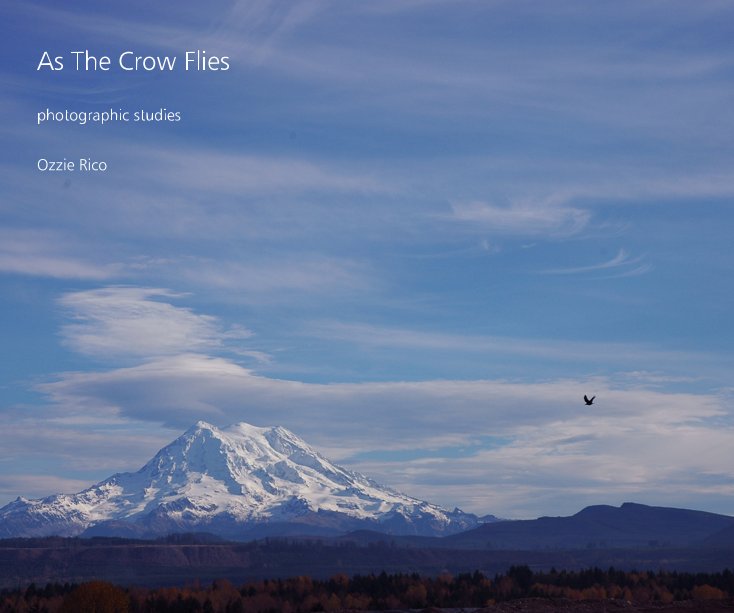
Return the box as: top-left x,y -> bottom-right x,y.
1,0 -> 733,519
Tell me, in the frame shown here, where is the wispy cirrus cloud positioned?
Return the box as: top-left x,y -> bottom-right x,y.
8,0 -> 335,82
302,320 -> 709,372
541,248 -> 653,277
174,256 -> 374,297
131,147 -> 386,196
449,200 -> 590,237
0,229 -> 121,280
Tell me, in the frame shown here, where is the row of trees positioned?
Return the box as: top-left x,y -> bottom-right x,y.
2,566 -> 733,612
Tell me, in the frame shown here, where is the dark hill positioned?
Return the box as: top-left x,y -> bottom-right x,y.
443,502 -> 734,550
703,523 -> 734,548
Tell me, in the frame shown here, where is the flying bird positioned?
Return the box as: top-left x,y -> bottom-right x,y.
584,395 -> 595,406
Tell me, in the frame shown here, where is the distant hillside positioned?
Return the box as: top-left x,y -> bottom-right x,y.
2,535 -> 734,588
442,502 -> 734,550
704,524 -> 734,548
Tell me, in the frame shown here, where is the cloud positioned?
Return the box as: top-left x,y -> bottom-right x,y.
0,133 -> 394,250
449,200 -> 590,237
11,0 -> 338,84
130,147 -> 385,196
0,229 -> 120,280
302,321 -> 717,374
175,256 -> 374,296
0,413 -> 175,494
59,286 -> 252,359
37,353 -> 725,441
541,248 -> 653,277
0,475 -> 95,501
331,390 -> 734,516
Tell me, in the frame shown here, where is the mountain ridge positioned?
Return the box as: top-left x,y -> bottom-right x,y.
438,501 -> 734,550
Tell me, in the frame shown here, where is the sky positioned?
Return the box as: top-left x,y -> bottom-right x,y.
0,0 -> 733,519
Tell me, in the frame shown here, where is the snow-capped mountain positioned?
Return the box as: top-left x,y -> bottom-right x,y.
0,421 -> 480,539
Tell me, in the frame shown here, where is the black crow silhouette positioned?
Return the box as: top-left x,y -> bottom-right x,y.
584,395 -> 595,406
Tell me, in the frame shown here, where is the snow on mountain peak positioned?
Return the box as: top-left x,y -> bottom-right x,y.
0,421 -> 480,539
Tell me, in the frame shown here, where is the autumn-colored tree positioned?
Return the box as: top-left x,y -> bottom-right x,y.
3,565 -> 734,611
60,581 -> 129,613
693,584 -> 727,600
405,582 -> 428,608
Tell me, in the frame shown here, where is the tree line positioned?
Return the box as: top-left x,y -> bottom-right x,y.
2,566 -> 733,612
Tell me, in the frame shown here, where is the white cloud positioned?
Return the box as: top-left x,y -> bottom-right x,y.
0,475 -> 95,500
59,286 -> 252,359
176,256 -> 374,296
349,408 -> 734,517
131,147 -> 385,196
0,229 -> 120,280
0,134 -> 394,250
0,412 -> 175,500
302,321 -> 718,374
16,0 -> 331,58
450,200 -> 590,236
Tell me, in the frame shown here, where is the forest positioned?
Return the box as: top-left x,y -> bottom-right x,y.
1,566 -> 733,612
